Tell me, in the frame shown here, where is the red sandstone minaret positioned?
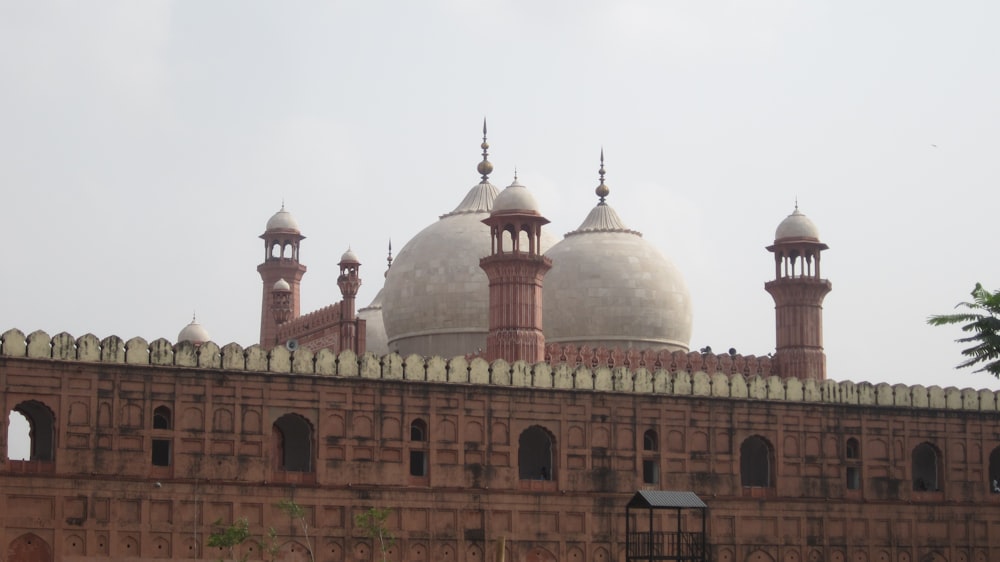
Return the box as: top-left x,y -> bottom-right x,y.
258,205 -> 307,348
337,248 -> 362,353
479,127 -> 552,362
765,204 -> 832,380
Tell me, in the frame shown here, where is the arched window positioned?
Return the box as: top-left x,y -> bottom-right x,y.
10,401 -> 56,462
151,406 -> 172,467
410,419 -> 428,477
273,414 -> 313,472
643,430 -> 658,452
642,429 -> 659,484
740,436 -> 773,488
845,438 -> 861,490
410,419 -> 427,442
519,426 -> 554,480
912,442 -> 940,491
989,447 -> 1000,493
153,406 -> 172,430
846,438 -> 859,459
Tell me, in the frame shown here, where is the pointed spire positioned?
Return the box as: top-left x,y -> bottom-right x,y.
386,239 -> 393,277
595,148 -> 610,204
477,118 -> 494,182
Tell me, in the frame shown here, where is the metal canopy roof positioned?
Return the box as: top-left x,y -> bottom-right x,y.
627,490 -> 707,509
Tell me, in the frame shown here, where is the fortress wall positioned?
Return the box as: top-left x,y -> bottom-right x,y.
3,327 -> 998,412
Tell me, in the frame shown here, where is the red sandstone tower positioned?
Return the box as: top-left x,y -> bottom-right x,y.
765,205 -> 832,380
478,132 -> 552,362
337,248 -> 362,353
258,206 -> 307,348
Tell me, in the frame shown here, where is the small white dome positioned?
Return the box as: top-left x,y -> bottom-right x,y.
273,278 -> 291,291
340,248 -> 360,263
177,318 -> 211,345
266,206 -> 300,232
492,177 -> 541,214
775,207 -> 820,241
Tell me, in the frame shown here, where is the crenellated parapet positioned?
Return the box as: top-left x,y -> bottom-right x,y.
275,302 -> 344,342
543,343 -> 775,377
2,328 -> 998,412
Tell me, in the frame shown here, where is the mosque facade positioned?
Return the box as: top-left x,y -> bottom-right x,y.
2,129 -> 1000,562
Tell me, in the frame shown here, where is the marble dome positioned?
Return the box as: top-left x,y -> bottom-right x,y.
493,177 -> 541,214
177,317 -> 211,345
542,178 -> 692,352
775,206 -> 821,241
358,288 -> 389,356
382,175 -> 557,357
265,206 -> 300,232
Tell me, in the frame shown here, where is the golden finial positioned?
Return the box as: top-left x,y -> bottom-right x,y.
477,118 -> 493,181
595,148 -> 610,204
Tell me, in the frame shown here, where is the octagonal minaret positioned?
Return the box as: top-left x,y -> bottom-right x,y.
765,204 -> 832,380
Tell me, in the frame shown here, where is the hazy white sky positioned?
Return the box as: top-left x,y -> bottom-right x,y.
1,1 -> 999,392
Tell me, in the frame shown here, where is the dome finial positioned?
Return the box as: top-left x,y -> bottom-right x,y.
386,239 -> 393,275
595,148 -> 610,204
477,118 -> 493,182
794,196 -> 799,211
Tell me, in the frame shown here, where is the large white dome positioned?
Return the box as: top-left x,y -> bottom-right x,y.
381,181 -> 498,357
359,287 -> 388,356
382,178 -> 557,358
543,201 -> 692,352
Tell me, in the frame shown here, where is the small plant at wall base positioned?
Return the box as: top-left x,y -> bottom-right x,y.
276,498 -> 314,562
355,507 -> 395,562
207,517 -> 252,562
928,283 -> 1000,378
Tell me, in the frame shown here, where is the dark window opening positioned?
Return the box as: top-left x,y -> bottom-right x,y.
410,450 -> 427,477
912,442 -> 939,491
643,430 -> 658,452
152,439 -> 171,466
153,406 -> 172,430
410,419 -> 427,441
11,401 -> 56,462
642,460 -> 659,484
846,438 -> 860,459
519,426 -> 554,480
740,435 -> 772,488
273,414 -> 313,472
846,466 -> 860,490
990,447 -> 1000,493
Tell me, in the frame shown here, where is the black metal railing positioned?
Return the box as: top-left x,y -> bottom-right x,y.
626,531 -> 706,561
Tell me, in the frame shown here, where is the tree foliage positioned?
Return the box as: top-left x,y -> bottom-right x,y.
928,282 -> 1000,378
207,517 -> 252,562
354,507 -> 395,562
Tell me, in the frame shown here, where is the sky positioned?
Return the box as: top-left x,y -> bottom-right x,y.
1,0 -> 999,404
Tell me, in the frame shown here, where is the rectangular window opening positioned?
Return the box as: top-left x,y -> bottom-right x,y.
410,450 -> 427,477
152,439 -> 171,467
642,459 -> 659,485
846,466 -> 860,490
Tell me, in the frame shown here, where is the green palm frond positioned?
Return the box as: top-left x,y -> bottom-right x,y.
927,283 -> 1000,378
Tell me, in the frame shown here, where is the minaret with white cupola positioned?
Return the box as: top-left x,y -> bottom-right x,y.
765,204 -> 832,380
258,205 -> 307,348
